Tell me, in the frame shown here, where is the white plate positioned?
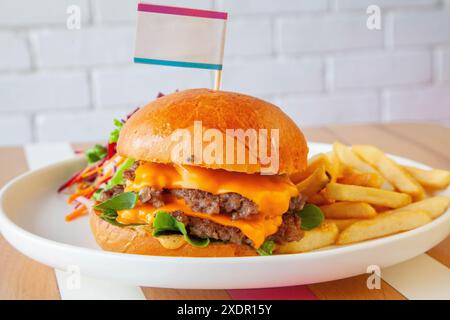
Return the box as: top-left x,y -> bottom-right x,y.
0,143 -> 449,289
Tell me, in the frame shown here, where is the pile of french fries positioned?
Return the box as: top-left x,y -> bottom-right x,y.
276,142 -> 450,254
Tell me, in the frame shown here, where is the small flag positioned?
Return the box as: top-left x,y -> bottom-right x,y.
134,3 -> 228,71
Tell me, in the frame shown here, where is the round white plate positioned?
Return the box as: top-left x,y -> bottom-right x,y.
0,143 -> 449,289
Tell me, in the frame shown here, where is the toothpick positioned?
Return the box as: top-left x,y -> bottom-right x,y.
214,70 -> 222,91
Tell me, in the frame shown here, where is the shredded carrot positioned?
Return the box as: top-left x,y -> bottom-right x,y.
64,154 -> 128,222
80,168 -> 100,179
78,163 -> 99,178
65,205 -> 88,222
67,166 -> 115,204
114,156 -> 125,167
67,186 -> 94,204
94,171 -> 113,187
80,154 -> 120,178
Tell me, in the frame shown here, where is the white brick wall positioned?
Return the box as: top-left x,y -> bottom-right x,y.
33,27 -> 135,68
336,0 -> 440,10
280,92 -> 380,126
93,65 -> 211,108
222,59 -> 323,96
392,10 -> 450,46
0,72 -> 90,111
0,32 -> 30,71
384,86 -> 450,121
0,0 -> 449,146
440,48 -> 450,81
93,0 -> 213,23
217,0 -> 328,14
0,116 -> 32,145
225,19 -> 272,57
36,110 -> 131,142
0,0 -> 90,26
276,15 -> 383,54
333,50 -> 432,88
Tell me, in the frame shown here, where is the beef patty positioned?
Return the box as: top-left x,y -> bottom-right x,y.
98,163 -> 305,245
171,188 -> 258,220
170,211 -> 303,246
118,163 -> 259,219
98,186 -> 304,245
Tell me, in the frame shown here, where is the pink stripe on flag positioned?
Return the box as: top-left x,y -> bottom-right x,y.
138,3 -> 228,20
227,286 -> 318,300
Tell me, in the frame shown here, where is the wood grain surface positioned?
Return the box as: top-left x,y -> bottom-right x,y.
0,123 -> 448,300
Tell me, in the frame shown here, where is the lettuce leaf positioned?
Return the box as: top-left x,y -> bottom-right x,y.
94,192 -> 137,212
256,240 -> 275,256
85,144 -> 107,164
94,192 -> 139,226
98,208 -> 122,226
104,158 -> 134,191
109,119 -> 124,143
92,188 -> 103,201
152,211 -> 210,248
297,204 -> 324,230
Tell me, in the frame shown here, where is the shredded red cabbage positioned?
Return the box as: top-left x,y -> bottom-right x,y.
107,142 -> 116,159
123,107 -> 140,122
59,104 -> 144,195
57,169 -> 83,193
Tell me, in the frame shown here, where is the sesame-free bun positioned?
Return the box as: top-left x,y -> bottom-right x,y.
90,213 -> 257,257
117,89 -> 308,175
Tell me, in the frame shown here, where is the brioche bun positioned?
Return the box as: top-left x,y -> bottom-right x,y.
90,213 -> 257,257
100,89 -> 307,257
117,88 -> 308,175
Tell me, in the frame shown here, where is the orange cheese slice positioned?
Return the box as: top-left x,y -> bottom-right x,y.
117,198 -> 282,248
119,162 -> 298,248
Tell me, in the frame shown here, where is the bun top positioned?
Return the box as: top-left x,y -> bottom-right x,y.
117,88 -> 308,175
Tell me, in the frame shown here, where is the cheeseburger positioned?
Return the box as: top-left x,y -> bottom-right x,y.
62,89 -> 316,257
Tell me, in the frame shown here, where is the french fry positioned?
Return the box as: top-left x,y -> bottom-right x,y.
297,143 -> 449,248
291,153 -> 334,184
296,167 -> 330,197
390,196 -> 450,219
352,145 -> 425,200
325,218 -> 360,232
276,222 -> 338,254
324,183 -> 412,208
326,151 -> 343,182
337,210 -> 431,245
379,159 -> 426,200
372,205 -> 390,213
333,142 -> 394,190
320,202 -> 377,219
337,172 -> 383,188
402,166 -> 450,190
308,192 -> 333,205
334,142 -> 375,173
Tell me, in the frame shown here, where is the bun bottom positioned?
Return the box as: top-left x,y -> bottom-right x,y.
90,213 -> 257,257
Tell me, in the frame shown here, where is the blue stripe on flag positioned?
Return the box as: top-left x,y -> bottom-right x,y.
134,57 -> 223,70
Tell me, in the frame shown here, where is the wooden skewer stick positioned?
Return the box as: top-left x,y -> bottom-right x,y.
214,70 -> 222,91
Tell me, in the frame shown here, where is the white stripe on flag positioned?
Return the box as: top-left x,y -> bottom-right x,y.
134,5 -> 227,70
24,143 -> 146,300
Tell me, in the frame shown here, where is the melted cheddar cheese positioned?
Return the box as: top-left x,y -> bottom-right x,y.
119,162 -> 298,248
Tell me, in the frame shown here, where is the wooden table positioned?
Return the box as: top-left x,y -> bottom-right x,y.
0,122 -> 449,300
